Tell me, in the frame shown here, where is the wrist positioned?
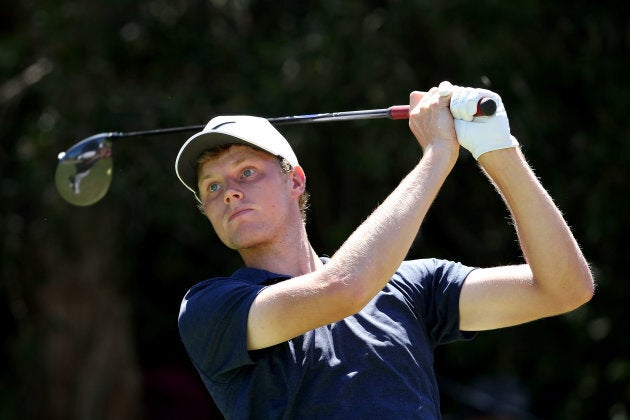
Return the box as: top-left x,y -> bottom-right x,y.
477,146 -> 524,175
422,141 -> 459,171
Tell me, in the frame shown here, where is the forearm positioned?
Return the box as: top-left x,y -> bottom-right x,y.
327,146 -> 456,308
478,148 -> 593,305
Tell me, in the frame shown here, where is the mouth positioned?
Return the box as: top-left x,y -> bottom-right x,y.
227,208 -> 253,223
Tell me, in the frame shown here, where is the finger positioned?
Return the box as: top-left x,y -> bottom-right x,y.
438,91 -> 452,108
438,81 -> 454,96
409,90 -> 427,110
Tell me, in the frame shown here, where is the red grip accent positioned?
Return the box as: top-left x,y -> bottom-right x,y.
388,105 -> 410,120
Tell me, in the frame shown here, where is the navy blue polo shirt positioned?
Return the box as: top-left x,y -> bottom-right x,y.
178,258 -> 476,419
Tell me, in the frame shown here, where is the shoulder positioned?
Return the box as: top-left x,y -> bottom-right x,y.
181,277 -> 252,309
179,266 -> 291,331
178,275 -> 262,334
185,275 -> 253,298
396,258 -> 476,286
182,266 -> 287,305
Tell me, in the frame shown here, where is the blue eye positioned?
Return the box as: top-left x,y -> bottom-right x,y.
209,183 -> 220,192
242,168 -> 255,178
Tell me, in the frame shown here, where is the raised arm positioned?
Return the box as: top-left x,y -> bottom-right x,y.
247,88 -> 459,350
453,91 -> 594,331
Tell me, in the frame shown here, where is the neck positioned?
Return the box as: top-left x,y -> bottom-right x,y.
238,223 -> 323,277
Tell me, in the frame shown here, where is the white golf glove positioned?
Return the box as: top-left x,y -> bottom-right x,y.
439,81 -> 519,159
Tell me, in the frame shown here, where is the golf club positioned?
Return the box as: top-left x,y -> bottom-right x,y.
55,99 -> 496,206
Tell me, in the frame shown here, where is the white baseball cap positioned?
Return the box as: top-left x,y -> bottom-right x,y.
175,115 -> 299,201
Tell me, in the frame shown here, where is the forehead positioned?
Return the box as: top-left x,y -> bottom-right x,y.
197,144 -> 275,173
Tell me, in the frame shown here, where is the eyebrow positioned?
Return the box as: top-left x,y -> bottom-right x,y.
197,173 -> 215,185
197,155 -> 256,185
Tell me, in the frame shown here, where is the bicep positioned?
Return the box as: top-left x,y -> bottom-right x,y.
246,272 -> 359,350
459,264 -> 564,331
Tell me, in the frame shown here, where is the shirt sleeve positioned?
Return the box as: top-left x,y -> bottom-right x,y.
178,277 -> 265,382
398,258 -> 477,346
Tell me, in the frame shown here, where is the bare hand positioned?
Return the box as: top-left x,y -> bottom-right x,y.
408,88 -> 459,160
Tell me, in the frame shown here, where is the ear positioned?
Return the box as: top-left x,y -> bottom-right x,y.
289,165 -> 306,198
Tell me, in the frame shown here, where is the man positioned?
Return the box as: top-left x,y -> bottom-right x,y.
175,82 -> 594,419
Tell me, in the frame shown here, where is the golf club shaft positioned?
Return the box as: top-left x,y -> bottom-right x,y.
270,97 -> 495,125
267,105 -> 409,125
108,107 -> 405,139
107,99 -> 495,139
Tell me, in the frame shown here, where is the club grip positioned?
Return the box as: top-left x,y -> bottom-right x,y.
476,97 -> 497,116
388,98 -> 497,120
388,105 -> 411,120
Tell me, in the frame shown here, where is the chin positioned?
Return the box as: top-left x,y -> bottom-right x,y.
224,231 -> 272,251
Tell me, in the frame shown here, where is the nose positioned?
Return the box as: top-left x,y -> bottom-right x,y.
223,185 -> 243,204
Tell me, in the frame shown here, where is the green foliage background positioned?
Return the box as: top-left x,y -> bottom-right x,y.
1,1 -> 627,418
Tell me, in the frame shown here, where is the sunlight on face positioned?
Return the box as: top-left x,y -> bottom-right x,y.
196,145 -> 302,250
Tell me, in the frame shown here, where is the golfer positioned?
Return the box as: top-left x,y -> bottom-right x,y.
175,83 -> 594,419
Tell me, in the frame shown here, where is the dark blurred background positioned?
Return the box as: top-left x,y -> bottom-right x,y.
1,1 -> 628,419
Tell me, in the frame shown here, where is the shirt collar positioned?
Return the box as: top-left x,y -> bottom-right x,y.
231,267 -> 291,285
230,257 -> 330,285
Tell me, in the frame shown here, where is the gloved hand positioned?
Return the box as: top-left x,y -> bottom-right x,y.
438,81 -> 520,159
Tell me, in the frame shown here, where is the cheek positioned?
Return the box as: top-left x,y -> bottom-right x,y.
203,205 -> 222,228
208,213 -> 232,245
270,196 -> 294,219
